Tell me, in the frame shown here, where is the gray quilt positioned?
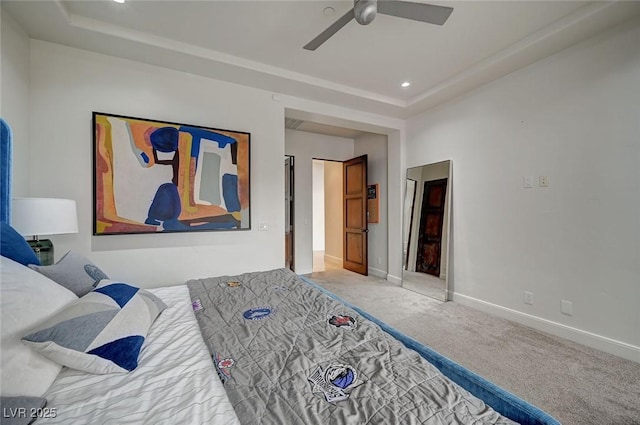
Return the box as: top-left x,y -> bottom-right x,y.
187,268 -> 517,425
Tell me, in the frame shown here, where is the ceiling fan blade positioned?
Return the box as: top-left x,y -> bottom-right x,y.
304,8 -> 355,51
377,1 -> 453,25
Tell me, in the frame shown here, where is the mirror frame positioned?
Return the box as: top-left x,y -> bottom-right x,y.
401,160 -> 452,301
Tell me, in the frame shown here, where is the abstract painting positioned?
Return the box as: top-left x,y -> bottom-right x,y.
93,112 -> 250,235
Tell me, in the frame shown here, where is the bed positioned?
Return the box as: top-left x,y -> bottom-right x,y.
0,117 -> 560,425
1,255 -> 240,425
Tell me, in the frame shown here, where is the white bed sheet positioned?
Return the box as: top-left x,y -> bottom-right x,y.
39,285 -> 241,425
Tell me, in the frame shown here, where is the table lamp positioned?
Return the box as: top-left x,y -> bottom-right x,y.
11,198 -> 79,266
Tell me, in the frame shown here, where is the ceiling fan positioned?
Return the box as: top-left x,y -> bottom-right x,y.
304,0 -> 453,51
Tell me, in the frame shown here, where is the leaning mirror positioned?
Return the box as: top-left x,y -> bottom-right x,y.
402,160 -> 452,301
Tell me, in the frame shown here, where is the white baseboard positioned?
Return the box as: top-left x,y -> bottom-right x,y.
452,292 -> 640,363
368,267 -> 387,279
386,274 -> 402,285
296,267 -> 312,275
324,254 -> 342,265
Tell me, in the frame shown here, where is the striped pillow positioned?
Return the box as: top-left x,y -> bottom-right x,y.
22,280 -> 167,374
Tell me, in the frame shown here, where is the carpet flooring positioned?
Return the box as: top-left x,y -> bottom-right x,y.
305,268 -> 640,425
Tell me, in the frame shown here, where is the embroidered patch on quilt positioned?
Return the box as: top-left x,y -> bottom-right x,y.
327,314 -> 357,330
271,285 -> 289,292
192,299 -> 203,312
243,307 -> 275,321
213,353 -> 235,384
308,364 -> 360,403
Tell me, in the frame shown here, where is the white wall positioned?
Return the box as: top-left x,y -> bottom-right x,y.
355,133 -> 388,278
312,159 -> 325,251
387,130 -> 405,284
324,161 -> 343,262
285,129 -> 354,274
1,10 -> 30,197
28,40 -> 285,287
406,21 -> 640,361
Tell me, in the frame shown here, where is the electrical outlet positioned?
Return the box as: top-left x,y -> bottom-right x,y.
523,291 -> 534,305
377,257 -> 382,265
539,176 -> 549,187
258,221 -> 269,231
561,300 -> 573,316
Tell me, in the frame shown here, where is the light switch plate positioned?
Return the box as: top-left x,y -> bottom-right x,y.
524,291 -> 533,305
561,300 -> 573,316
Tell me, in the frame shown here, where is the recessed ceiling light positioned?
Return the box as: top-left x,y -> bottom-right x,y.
323,7 -> 335,16
401,81 -> 411,88
113,0 -> 125,4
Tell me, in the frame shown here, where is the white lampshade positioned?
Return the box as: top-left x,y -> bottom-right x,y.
11,198 -> 79,237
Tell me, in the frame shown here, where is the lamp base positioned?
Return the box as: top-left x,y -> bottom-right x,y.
28,239 -> 54,266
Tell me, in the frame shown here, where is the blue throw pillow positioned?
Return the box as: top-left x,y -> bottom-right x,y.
0,222 -> 40,266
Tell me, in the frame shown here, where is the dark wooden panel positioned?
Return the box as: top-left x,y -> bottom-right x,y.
345,233 -> 363,264
425,213 -> 442,238
428,185 -> 444,208
345,162 -> 364,195
346,198 -> 363,229
417,242 -> 440,275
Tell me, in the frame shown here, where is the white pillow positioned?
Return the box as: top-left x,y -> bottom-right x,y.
0,256 -> 78,397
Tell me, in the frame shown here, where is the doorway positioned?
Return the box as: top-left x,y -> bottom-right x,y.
285,156 -> 294,271
310,156 -> 369,275
312,159 -> 344,272
284,115 -> 387,277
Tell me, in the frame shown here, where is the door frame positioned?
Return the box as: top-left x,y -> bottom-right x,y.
404,178 -> 418,270
310,158 -> 344,272
285,155 -> 295,271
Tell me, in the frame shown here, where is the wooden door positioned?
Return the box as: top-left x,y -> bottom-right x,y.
284,156 -> 294,271
343,155 -> 368,275
416,178 -> 447,276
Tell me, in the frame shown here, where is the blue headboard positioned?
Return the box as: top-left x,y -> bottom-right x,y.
1,117 -> 12,223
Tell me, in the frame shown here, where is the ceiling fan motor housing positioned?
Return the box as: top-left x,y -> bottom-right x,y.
354,0 -> 377,25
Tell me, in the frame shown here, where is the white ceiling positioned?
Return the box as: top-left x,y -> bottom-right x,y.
3,0 -> 640,120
